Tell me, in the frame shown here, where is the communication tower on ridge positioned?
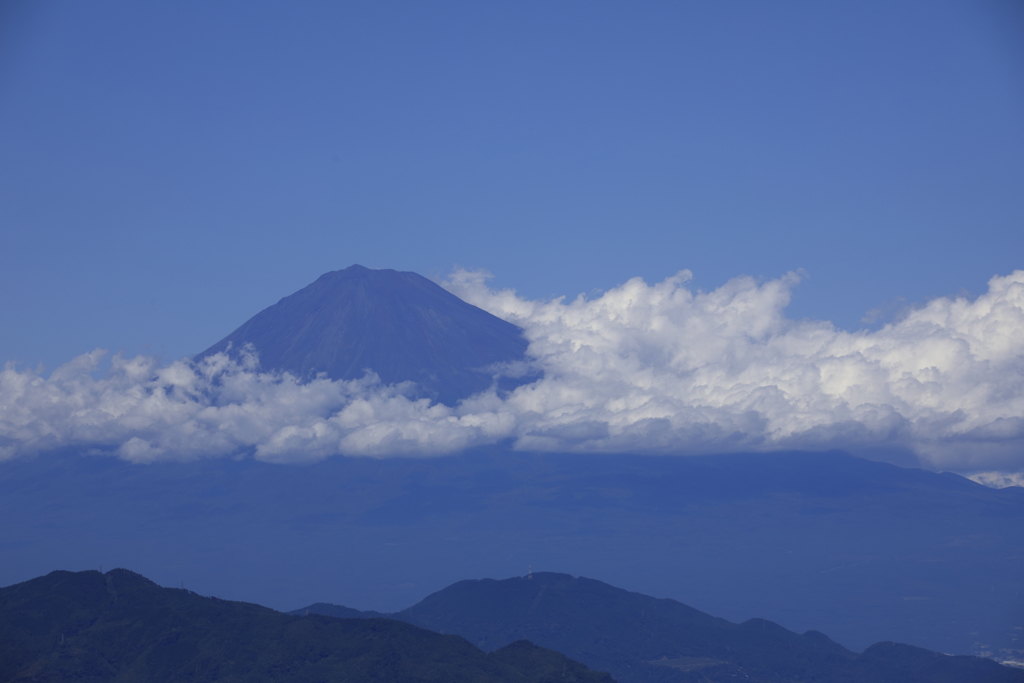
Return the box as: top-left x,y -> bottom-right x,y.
527,564 -> 533,580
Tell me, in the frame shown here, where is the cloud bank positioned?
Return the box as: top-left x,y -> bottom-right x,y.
2,269 -> 1023,474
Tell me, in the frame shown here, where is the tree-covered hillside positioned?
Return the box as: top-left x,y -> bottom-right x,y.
299,572 -> 1024,683
0,569 -> 611,683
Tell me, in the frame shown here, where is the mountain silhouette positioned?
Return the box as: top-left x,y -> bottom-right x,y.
196,265 -> 533,405
296,572 -> 1024,683
0,568 -> 612,683
4,450 -> 1021,656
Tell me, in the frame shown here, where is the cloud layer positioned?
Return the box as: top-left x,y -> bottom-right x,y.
2,269 -> 1023,474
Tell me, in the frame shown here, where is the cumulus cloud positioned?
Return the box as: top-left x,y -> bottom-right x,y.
967,471 -> 1024,489
2,269 -> 1023,476
447,268 -> 1024,472
0,349 -> 510,463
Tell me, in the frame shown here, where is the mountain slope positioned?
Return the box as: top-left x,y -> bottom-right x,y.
196,264 -> 532,404
0,569 -> 612,683
3,450 -> 1021,657
296,572 -> 1024,683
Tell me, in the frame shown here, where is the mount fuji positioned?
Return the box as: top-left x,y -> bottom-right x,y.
197,265 -> 533,405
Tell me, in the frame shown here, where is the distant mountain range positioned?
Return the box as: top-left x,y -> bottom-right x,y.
0,569 -> 610,683
196,264 -> 533,405
2,567 -> 1020,683
2,450 -> 1021,659
292,571 -> 1024,683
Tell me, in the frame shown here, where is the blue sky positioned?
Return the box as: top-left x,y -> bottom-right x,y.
2,0 -> 1022,370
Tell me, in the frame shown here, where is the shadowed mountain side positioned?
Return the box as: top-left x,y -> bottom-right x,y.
196,265 -> 533,405
296,602 -> 389,620
295,573 -> 1024,683
0,569 -> 613,683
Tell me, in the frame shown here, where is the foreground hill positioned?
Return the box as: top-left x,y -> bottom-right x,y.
296,572 -> 1024,683
0,569 -> 611,683
195,264 -> 532,404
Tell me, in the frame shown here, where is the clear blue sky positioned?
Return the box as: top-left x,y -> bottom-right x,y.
2,0 -> 1022,369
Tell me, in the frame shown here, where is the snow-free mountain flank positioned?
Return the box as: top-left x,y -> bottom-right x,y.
196,265 -> 532,405
294,572 -> 1024,683
0,569 -> 612,683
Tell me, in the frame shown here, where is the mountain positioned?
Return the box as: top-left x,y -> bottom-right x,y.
0,568 -> 612,683
295,572 -> 1024,683
195,264 -> 532,405
2,450 -> 1021,658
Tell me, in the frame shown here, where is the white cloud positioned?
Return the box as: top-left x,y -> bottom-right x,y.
447,267 -> 1024,472
2,269 -> 1023,476
967,471 -> 1024,489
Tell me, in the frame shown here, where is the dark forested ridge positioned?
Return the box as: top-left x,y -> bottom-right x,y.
3,568 -> 1022,683
195,264 -> 533,405
296,572 -> 1024,683
0,569 -> 611,683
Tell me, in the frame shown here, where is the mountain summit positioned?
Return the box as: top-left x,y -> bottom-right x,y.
196,265 -> 531,404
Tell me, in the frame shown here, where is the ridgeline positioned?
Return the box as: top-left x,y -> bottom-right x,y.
296,572 -> 1024,683
0,569 -> 609,683
195,265 -> 533,405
